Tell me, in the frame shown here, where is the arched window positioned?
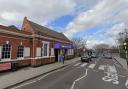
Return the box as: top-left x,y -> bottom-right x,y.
17,45 -> 24,58
2,44 -> 11,59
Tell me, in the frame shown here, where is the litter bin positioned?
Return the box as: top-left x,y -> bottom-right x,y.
11,62 -> 19,71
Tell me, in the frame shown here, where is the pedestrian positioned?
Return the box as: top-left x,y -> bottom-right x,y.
62,54 -> 64,64
58,53 -> 61,62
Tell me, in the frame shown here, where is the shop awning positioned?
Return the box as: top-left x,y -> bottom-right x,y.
54,43 -> 73,49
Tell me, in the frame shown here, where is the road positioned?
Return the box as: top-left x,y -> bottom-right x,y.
10,56 -> 128,89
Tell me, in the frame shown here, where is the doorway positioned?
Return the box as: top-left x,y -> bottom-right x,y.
54,49 -> 60,61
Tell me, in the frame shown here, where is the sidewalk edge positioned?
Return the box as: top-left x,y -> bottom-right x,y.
113,57 -> 128,72
4,64 -> 68,89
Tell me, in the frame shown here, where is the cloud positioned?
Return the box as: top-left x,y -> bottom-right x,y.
86,23 -> 126,48
0,0 -> 76,26
64,0 -> 128,37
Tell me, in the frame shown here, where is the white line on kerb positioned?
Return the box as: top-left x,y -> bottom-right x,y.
71,69 -> 88,89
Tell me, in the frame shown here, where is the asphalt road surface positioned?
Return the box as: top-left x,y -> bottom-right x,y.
10,57 -> 128,89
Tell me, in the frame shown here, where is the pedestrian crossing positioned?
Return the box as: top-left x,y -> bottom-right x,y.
80,63 -> 88,67
73,62 -> 96,69
88,64 -> 96,69
74,63 -> 81,66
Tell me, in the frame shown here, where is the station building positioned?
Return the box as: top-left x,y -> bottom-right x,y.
0,17 -> 74,71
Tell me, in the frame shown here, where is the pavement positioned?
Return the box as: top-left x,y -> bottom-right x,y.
8,56 -> 128,89
0,57 -> 80,89
112,53 -> 128,71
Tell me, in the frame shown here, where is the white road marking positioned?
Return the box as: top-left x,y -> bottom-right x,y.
98,65 -> 105,70
80,63 -> 87,67
118,74 -> 126,78
102,65 -> 119,85
74,63 -> 81,66
71,69 -> 88,89
125,79 -> 128,88
88,64 -> 96,69
92,69 -> 98,72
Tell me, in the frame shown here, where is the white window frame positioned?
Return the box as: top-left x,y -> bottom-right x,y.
1,44 -> 11,61
42,41 -> 49,57
71,49 -> 74,55
68,49 -> 73,55
17,45 -> 24,59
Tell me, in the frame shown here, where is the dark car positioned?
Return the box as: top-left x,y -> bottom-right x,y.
91,52 -> 97,58
103,53 -> 112,59
81,53 -> 91,62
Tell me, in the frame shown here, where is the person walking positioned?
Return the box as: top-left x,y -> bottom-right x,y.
62,54 -> 65,64
58,53 -> 61,62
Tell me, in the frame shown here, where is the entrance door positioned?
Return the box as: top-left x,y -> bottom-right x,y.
54,49 -> 60,61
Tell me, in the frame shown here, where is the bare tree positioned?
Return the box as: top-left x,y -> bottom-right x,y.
71,37 -> 88,56
71,37 -> 87,49
118,28 -> 128,58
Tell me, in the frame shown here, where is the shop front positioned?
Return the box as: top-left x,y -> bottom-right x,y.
54,43 -> 74,61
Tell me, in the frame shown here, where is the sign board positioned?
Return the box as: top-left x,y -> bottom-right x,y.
0,63 -> 11,71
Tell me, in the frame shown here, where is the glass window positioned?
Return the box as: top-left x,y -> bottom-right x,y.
44,43 -> 48,56
2,44 -> 11,59
41,47 -> 43,56
17,45 -> 24,58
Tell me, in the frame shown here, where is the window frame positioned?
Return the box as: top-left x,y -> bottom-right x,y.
42,41 -> 49,57
1,44 -> 11,61
17,45 -> 24,59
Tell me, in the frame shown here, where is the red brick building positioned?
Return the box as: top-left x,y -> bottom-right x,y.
0,17 -> 74,71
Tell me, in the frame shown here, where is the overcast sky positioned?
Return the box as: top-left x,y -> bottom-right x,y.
0,0 -> 128,48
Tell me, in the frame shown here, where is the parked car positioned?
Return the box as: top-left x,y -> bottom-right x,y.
91,52 -> 97,58
103,53 -> 112,59
81,53 -> 91,62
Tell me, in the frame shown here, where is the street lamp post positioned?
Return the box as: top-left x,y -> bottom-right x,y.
124,42 -> 128,61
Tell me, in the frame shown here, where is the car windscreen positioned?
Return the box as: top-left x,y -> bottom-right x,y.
81,53 -> 88,56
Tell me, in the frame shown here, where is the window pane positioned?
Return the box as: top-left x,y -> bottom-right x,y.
1,44 -> 11,59
44,44 -> 47,56
17,45 -> 24,58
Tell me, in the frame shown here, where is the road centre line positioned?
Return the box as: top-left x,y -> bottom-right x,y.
71,69 -> 88,89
